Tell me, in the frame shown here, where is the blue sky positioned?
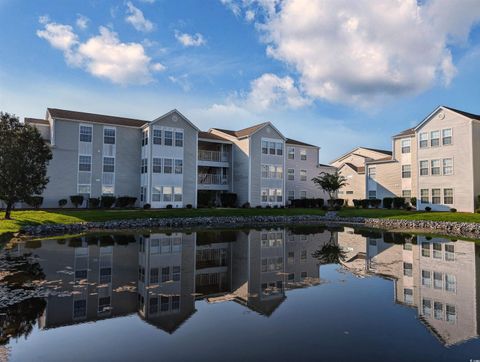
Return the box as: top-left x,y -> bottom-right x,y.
1,0 -> 480,162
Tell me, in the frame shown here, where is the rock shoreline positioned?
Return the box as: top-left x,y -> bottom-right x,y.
17,215 -> 480,239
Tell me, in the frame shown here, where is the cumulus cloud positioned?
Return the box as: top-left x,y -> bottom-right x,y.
220,0 -> 241,17
37,19 -> 165,85
76,14 -> 89,30
174,31 -> 206,47
245,73 -> 311,111
169,74 -> 192,91
125,1 -> 154,32
223,0 -> 480,107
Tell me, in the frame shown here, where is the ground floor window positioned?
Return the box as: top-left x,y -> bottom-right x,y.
261,188 -> 283,203
444,188 -> 453,204
431,188 -> 441,204
288,190 -> 294,201
368,190 -> 376,199
420,189 -> 429,203
151,185 -> 182,204
300,191 -> 307,199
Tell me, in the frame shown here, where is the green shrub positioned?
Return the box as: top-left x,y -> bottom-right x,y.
450,208 -> 457,212
58,199 -> 67,208
186,204 -> 193,209
143,203 -> 151,209
360,199 -> 369,209
265,205 -> 271,209
25,196 -> 43,209
383,197 -> 393,209
369,199 -> 381,208
100,196 -> 116,208
291,198 -> 324,208
70,195 -> 84,208
425,206 -> 432,212
242,202 -> 251,208
352,199 -> 361,208
410,197 -> 417,206
220,193 -> 237,207
88,197 -> 100,208
115,196 -> 136,208
166,204 -> 173,209
393,197 -> 406,209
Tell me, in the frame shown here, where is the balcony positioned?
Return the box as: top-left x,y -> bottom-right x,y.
198,174 -> 230,190
198,150 -> 230,167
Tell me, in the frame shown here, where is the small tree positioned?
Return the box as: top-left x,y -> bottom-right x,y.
0,113 -> 52,219
312,172 -> 347,208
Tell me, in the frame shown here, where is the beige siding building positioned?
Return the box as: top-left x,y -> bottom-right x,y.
330,147 -> 393,205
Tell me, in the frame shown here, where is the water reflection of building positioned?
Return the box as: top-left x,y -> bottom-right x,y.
339,228 -> 480,347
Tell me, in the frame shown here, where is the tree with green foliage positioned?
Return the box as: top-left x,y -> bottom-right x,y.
312,171 -> 347,207
0,113 -> 52,219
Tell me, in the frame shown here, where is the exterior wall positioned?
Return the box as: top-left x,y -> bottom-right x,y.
393,135 -> 418,200
471,121 -> 480,210
416,109 -> 475,212
365,161 -> 401,202
250,125 -> 285,207
285,144 -> 326,202
338,165 -> 365,206
331,148 -> 391,168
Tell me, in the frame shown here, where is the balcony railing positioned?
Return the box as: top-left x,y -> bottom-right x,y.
198,174 -> 229,185
198,150 -> 229,162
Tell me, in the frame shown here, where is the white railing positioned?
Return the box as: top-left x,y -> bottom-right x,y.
198,150 -> 229,162
198,174 -> 229,185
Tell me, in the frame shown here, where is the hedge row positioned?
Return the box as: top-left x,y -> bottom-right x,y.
353,197 -> 408,209
66,195 -> 137,208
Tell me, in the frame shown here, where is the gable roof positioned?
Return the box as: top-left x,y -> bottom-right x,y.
213,121 -> 286,140
285,138 -> 318,148
443,106 -> 480,121
149,109 -> 200,131
25,117 -> 49,125
198,131 -> 232,143
47,108 -> 148,127
365,156 -> 395,165
414,105 -> 480,132
341,162 -> 365,174
392,127 -> 415,138
330,146 -> 392,165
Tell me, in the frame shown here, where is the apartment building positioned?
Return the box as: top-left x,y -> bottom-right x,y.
329,147 -> 393,205
26,108 -> 329,209
361,106 -> 480,212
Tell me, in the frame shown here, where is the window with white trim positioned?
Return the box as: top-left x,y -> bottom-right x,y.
269,141 -> 276,155
421,270 -> 431,287
142,130 -> 148,146
446,305 -> 456,323
402,165 -> 411,178
442,128 -> 452,145
262,141 -> 268,154
152,186 -> 162,202
152,158 -> 162,173
164,131 -> 173,146
444,188 -> 453,204
103,128 -> 115,144
300,149 -> 307,161
430,130 -> 440,147
175,131 -> 183,147
368,190 -> 376,199
419,132 -> 428,148
287,168 -> 294,181
368,167 -> 376,179
103,157 -> 114,172
420,189 -> 429,203
79,155 -> 91,171
174,187 -> 182,202
175,159 -> 183,174
164,159 -> 172,174
431,160 -> 440,175
402,190 -> 411,203
141,158 -> 148,174
300,191 -> 307,199
153,129 -> 162,145
401,139 -> 411,153
80,125 -> 92,142
419,160 -> 429,176
434,302 -> 443,320
300,170 -> 307,181
443,158 -> 453,175
276,142 -> 283,156
288,190 -> 294,201
432,189 -> 441,204
163,186 -> 173,202
288,147 -> 295,159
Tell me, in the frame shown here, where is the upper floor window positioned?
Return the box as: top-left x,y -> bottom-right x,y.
419,160 -> 429,176
430,131 -> 440,147
141,158 -> 148,173
401,139 -> 411,153
431,159 -> 441,175
288,147 -> 295,159
300,149 -> 307,160
300,170 -> 307,181
402,165 -> 411,178
368,167 -> 376,179
262,141 -> 268,154
153,129 -> 162,145
79,155 -> 91,171
419,132 -> 428,148
164,131 -> 173,146
276,142 -> 283,156
175,159 -> 183,174
443,158 -> 453,175
287,168 -> 294,180
142,130 -> 148,146
104,128 -> 115,144
175,131 -> 183,147
152,158 -> 162,173
163,158 -> 173,174
103,157 -> 114,172
442,128 -> 452,145
368,190 -> 376,199
80,125 -> 92,143
269,142 -> 276,155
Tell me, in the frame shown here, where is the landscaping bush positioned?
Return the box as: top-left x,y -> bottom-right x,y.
273,205 -> 278,209
166,204 -> 173,209
242,202 -> 251,208
100,196 -> 116,208
25,196 -> 43,209
425,206 -> 432,212
88,197 -> 100,208
410,197 -> 417,206
406,206 -> 412,211
265,205 -> 271,209
70,195 -> 84,208
291,198 -> 324,208
333,198 -> 344,207
360,199 -> 369,209
115,196 -> 137,208
186,204 -> 193,209
369,199 -> 381,208
143,203 -> 151,209
383,197 -> 393,209
58,199 -> 67,208
220,193 -> 237,208
393,197 -> 406,209
255,205 -> 262,209
352,199 -> 362,208
450,208 -> 457,212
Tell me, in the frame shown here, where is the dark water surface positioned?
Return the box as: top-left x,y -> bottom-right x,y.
1,225 -> 480,361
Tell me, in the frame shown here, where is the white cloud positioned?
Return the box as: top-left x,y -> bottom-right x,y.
231,0 -> 480,106
169,74 -> 192,91
220,0 -> 241,17
140,0 -> 156,3
246,73 -> 311,111
37,20 -> 165,85
174,31 -> 206,47
245,10 -> 255,22
125,1 -> 154,32
76,14 -> 89,30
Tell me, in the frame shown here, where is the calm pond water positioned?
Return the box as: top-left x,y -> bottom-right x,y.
1,225 -> 480,361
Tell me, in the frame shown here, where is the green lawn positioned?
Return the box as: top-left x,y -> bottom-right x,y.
0,208 -> 327,236
1,207 -> 480,237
